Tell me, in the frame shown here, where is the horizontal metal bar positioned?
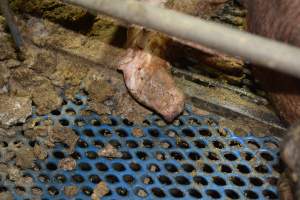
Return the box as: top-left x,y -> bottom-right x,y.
64,0 -> 300,79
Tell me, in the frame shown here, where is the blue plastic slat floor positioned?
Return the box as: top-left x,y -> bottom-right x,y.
7,95 -> 282,200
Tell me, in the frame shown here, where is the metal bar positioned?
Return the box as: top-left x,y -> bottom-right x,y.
0,0 -> 23,49
64,0 -> 300,79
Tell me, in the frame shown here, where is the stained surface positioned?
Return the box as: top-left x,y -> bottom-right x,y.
0,94 -> 282,199
0,1 -> 287,199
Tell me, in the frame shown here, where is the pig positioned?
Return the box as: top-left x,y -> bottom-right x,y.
121,0 -> 239,122
241,1 -> 300,199
279,122 -> 300,200
241,0 -> 300,126
118,49 -> 185,122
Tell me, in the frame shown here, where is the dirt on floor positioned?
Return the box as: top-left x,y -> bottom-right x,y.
0,6 -> 155,197
0,0 -> 288,199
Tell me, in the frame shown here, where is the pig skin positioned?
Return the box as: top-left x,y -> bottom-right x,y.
119,49 -> 185,122
281,123 -> 300,200
242,0 -> 300,125
243,2 -> 300,199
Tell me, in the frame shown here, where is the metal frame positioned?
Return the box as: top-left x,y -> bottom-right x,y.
64,0 -> 300,79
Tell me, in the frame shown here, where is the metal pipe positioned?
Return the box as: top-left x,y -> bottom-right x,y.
64,0 -> 300,79
0,0 -> 23,49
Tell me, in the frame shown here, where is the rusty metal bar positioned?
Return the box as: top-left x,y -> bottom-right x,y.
64,0 -> 300,79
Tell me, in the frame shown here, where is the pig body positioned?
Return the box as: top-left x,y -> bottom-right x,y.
243,1 -> 300,199
281,123 -> 300,200
242,0 -> 300,125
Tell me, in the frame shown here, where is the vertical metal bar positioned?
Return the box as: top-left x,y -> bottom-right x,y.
0,0 -> 23,49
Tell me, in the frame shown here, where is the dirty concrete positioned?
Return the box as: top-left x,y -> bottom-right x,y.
7,166 -> 22,181
9,0 -> 95,32
24,117 -> 79,153
15,146 -> 35,169
33,143 -> 48,160
0,95 -> 32,128
0,30 -> 16,61
165,0 -> 228,19
58,157 -> 77,171
91,181 -> 109,200
132,127 -> 144,137
0,127 -> 16,137
9,66 -> 62,115
48,124 -> 79,153
98,144 -> 122,158
64,185 -> 78,197
0,192 -> 14,200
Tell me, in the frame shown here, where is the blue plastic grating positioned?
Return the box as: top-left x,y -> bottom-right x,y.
8,95 -> 282,200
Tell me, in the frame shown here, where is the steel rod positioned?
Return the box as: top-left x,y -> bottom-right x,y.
0,0 -> 23,49
65,0 -> 300,79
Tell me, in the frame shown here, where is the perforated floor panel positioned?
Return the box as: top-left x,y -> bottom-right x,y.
6,95 -> 282,200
